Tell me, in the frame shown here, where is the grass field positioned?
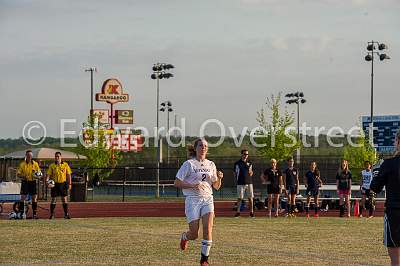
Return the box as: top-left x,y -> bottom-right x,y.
0,217 -> 388,266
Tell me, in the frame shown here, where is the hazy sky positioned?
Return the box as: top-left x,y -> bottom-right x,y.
0,0 -> 399,139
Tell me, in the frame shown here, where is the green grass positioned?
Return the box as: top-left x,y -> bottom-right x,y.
0,217 -> 388,265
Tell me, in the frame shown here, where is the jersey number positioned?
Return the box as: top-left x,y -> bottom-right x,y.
202,174 -> 207,181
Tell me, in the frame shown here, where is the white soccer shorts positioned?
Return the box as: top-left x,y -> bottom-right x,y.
185,196 -> 214,223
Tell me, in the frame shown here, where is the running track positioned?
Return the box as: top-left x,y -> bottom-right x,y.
0,201 -> 384,219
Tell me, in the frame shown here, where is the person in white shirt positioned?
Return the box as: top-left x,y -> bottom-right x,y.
359,161 -> 375,218
174,138 -> 223,266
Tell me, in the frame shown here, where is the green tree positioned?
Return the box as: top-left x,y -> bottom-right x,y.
75,114 -> 121,181
343,130 -> 377,181
254,92 -> 300,162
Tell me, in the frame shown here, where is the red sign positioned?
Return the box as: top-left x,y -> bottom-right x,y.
107,134 -> 143,152
96,79 -> 129,104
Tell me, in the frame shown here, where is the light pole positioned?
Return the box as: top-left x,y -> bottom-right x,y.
85,67 -> 97,115
160,101 -> 173,164
365,41 -> 390,146
285,92 -> 306,165
151,63 -> 174,198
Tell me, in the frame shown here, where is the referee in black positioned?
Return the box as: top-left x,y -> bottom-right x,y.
371,129 -> 400,266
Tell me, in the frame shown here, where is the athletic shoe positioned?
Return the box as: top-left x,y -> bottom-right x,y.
180,233 -> 188,251
200,260 -> 209,266
274,213 -> 279,218
234,212 -> 240,218
32,214 -> 39,220
306,214 -> 310,218
64,214 -> 71,219
49,214 -> 55,220
314,214 -> 319,218
250,212 -> 255,218
359,214 -> 363,218
367,215 -> 374,219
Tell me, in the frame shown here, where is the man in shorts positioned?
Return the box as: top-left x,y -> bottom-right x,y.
233,149 -> 254,217
17,150 -> 42,219
46,152 -> 72,219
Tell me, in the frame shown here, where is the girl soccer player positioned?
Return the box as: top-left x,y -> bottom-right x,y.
304,162 -> 323,218
359,161 -> 375,218
261,159 -> 283,218
336,160 -> 352,217
174,139 -> 223,266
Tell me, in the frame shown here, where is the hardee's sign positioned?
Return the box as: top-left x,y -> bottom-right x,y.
96,79 -> 129,104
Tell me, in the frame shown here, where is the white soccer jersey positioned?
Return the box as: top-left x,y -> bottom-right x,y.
176,158 -> 217,197
361,170 -> 373,189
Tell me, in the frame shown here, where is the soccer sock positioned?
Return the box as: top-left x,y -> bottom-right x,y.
339,205 -> 344,216
305,205 -> 309,214
369,205 -> 374,217
62,203 -> 69,215
201,240 -> 212,261
19,201 -> 25,214
287,204 -> 291,214
50,203 -> 56,215
32,202 -> 37,215
314,205 -> 319,214
237,200 -> 241,213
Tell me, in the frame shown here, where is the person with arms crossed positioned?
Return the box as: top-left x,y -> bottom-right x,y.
233,149 -> 255,218
283,157 -> 299,217
336,159 -> 352,218
17,150 -> 42,219
175,139 -> 224,266
46,152 -> 72,219
370,129 -> 400,266
304,161 -> 323,218
261,159 -> 283,218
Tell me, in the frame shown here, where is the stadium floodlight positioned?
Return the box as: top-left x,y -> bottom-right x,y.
84,67 -> 97,114
285,91 -> 307,165
160,100 -> 174,165
151,63 -> 175,198
364,41 -> 390,146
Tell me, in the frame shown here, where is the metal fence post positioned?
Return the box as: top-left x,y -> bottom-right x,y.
122,167 -> 127,202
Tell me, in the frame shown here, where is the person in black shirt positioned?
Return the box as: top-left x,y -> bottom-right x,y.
283,157 -> 299,217
336,159 -> 352,217
261,159 -> 283,218
233,149 -> 254,217
304,161 -> 323,218
370,129 -> 400,265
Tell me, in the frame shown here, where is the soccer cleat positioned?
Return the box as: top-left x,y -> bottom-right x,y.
49,214 -> 55,220
32,215 -> 39,220
234,212 -> 240,218
180,233 -> 188,251
274,213 -> 279,218
64,214 -> 71,219
367,215 -> 374,219
359,214 -> 363,218
250,212 -> 255,218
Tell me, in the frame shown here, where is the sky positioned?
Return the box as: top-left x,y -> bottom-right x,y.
0,0 -> 399,139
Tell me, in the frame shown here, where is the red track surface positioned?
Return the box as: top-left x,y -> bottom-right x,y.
0,201 -> 385,219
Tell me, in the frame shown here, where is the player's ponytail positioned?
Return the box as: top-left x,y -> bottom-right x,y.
187,144 -> 196,158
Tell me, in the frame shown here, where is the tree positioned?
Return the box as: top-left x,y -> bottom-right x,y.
254,92 -> 300,162
76,114 -> 121,182
343,129 -> 377,181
